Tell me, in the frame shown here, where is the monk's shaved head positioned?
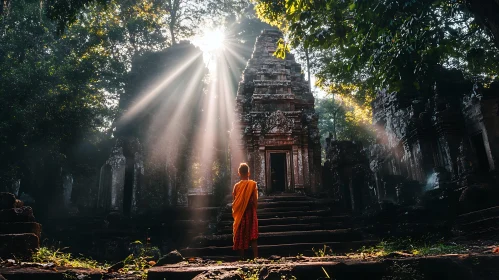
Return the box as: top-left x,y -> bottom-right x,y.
238,163 -> 249,176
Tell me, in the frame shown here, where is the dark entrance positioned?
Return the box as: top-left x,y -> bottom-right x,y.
270,153 -> 286,192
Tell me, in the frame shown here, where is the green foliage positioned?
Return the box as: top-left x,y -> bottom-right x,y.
122,253 -> 151,279
315,95 -> 373,160
321,267 -> 331,279
238,267 -> 261,280
0,0 -> 118,188
254,0 -> 499,105
33,247 -> 104,269
44,0 -> 248,42
274,38 -> 291,59
358,238 -> 466,257
312,244 -> 333,257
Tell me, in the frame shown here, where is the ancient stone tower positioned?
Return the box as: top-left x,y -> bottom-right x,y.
231,29 -> 321,194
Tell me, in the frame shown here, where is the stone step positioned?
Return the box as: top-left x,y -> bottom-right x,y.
255,200 -> 326,209
190,229 -> 363,248
258,195 -> 312,202
172,220 -> 211,229
257,206 -> 314,213
0,207 -> 35,223
0,222 -> 42,238
180,240 -> 377,258
456,205 -> 499,225
460,226 -> 499,239
217,221 -> 352,234
148,254 -> 499,280
0,233 -> 39,259
217,215 -> 351,227
458,216 -> 499,232
0,267 -> 103,280
220,205 -> 317,214
169,207 -> 220,221
221,209 -> 331,220
217,223 -> 325,234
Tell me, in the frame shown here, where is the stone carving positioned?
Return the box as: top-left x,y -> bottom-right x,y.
98,137 -> 143,215
265,111 -> 293,134
368,74 -> 499,209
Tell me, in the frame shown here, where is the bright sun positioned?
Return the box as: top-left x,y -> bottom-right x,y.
202,28 -> 226,51
192,28 -> 226,71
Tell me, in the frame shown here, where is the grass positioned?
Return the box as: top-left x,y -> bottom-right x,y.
356,238 -> 466,258
312,244 -> 334,257
239,267 -> 261,280
32,247 -> 105,269
32,246 -> 157,280
120,253 -> 154,279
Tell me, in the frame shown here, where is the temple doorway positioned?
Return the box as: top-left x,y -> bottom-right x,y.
270,153 -> 287,193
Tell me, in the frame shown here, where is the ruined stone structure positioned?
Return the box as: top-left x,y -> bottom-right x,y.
323,140 -> 377,212
97,43 -> 206,215
231,30 -> 321,194
98,137 -> 144,215
321,70 -> 499,213
369,75 -> 499,207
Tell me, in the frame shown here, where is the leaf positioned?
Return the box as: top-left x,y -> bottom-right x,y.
322,267 -> 331,279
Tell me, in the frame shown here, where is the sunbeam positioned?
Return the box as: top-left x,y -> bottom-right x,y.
118,52 -> 203,126
192,27 -> 227,72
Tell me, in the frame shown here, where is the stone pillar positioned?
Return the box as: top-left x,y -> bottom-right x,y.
308,147 -> 316,192
8,180 -> 20,197
62,173 -> 73,209
297,147 -> 303,187
131,151 -> 144,214
292,145 -> 300,191
286,150 -> 292,191
257,147 -> 266,191
97,145 -> 126,213
302,145 -> 310,190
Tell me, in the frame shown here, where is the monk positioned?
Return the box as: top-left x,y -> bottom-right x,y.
232,163 -> 259,259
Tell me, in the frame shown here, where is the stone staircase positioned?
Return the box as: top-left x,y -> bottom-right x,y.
455,205 -> 499,239
180,193 -> 376,258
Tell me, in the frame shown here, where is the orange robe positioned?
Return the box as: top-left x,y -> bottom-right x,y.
232,180 -> 258,248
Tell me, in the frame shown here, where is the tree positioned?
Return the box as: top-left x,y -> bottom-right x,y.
254,0 -> 499,105
465,0 -> 499,48
44,0 -> 248,43
0,0 -> 115,195
315,93 -> 373,161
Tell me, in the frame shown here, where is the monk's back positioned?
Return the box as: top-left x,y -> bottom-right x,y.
232,163 -> 259,258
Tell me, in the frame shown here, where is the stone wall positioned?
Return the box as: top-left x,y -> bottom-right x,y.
323,72 -> 499,214
98,43 -> 206,215
368,77 -> 499,211
323,139 -> 377,212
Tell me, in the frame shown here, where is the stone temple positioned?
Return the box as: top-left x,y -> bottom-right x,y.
231,29 -> 321,194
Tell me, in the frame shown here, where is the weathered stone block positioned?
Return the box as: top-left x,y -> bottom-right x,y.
0,222 -> 42,238
0,233 -> 39,259
0,192 -> 16,210
0,207 -> 35,222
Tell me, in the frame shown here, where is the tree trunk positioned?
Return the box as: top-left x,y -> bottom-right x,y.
170,25 -> 176,45
305,47 -> 311,91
